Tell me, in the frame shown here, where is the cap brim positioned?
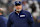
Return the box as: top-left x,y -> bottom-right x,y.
15,3 -> 21,6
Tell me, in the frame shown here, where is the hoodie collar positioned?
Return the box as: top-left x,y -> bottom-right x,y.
15,10 -> 23,15
0,15 -> 4,16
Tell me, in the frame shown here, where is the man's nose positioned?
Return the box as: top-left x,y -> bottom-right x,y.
17,6 -> 20,8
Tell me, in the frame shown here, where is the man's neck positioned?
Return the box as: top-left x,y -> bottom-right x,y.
0,13 -> 2,15
16,11 -> 20,14
15,9 -> 22,13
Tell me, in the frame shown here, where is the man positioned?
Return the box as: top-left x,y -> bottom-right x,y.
7,1 -> 34,27
0,9 -> 7,27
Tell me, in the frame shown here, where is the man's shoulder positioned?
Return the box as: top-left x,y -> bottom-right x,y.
23,10 -> 31,14
9,11 -> 15,16
0,16 -> 4,21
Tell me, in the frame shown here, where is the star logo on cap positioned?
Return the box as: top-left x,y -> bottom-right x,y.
17,1 -> 19,3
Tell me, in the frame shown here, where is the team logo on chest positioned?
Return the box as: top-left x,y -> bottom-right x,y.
20,15 -> 25,17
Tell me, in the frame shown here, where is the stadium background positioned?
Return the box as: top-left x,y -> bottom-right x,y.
0,0 -> 40,27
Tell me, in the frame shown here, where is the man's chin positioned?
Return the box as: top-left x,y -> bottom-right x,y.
16,9 -> 22,11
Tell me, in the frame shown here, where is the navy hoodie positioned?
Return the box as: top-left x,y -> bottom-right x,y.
0,15 -> 7,27
7,10 -> 34,27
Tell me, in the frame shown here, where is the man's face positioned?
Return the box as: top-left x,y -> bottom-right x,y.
0,13 -> 2,15
15,5 -> 22,11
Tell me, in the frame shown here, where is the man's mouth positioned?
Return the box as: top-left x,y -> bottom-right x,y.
16,9 -> 21,11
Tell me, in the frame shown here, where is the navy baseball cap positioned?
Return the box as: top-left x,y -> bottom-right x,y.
15,1 -> 22,6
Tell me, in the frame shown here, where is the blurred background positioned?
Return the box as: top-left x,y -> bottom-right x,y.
0,0 -> 40,27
